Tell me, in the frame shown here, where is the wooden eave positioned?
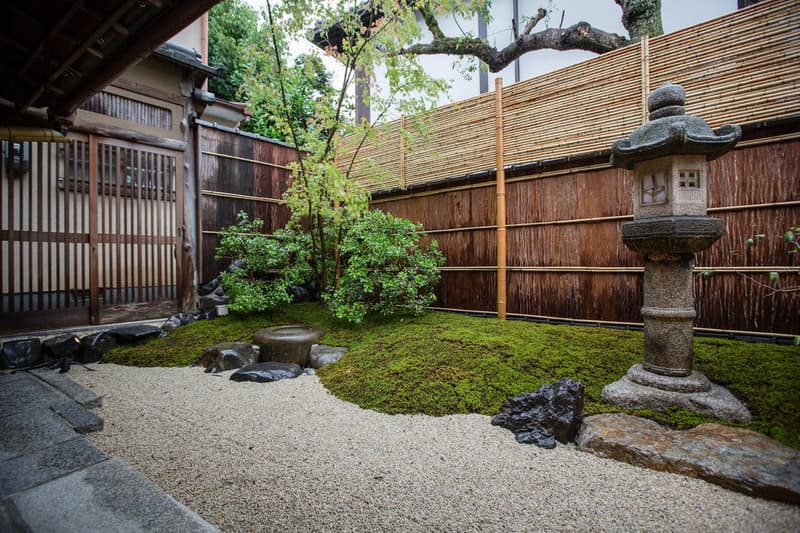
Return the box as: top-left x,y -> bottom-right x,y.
0,0 -> 222,131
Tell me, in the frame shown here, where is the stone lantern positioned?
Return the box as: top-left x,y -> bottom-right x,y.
602,83 -> 751,423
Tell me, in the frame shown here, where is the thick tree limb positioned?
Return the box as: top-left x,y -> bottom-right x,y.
399,22 -> 628,73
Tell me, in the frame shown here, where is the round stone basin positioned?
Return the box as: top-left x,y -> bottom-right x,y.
253,325 -> 324,366
622,216 -> 725,255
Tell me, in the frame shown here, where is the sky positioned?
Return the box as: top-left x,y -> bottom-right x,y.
244,0 -> 739,103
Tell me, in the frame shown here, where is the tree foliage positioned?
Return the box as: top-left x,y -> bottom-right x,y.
207,0 -> 260,102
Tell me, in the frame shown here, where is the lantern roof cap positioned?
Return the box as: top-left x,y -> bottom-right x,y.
611,83 -> 741,170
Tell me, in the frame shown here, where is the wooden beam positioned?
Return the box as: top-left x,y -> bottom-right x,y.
23,0 -> 142,111
12,0 -> 87,88
54,0 -> 224,116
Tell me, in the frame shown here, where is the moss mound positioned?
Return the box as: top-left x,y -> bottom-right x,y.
104,303 -> 800,450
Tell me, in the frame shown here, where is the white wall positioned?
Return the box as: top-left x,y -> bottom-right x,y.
372,0 -> 738,120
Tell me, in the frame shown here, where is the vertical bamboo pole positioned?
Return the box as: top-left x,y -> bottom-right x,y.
640,34 -> 650,124
400,114 -> 407,190
495,78 -> 507,320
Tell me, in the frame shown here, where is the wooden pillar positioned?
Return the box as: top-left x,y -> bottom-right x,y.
88,135 -> 99,323
495,78 -> 507,320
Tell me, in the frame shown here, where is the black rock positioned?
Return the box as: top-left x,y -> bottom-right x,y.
491,378 -> 584,449
42,334 -> 82,359
230,362 -> 303,383
109,325 -> 162,343
0,339 -> 43,369
160,315 -> 183,334
198,276 -> 221,296
78,332 -> 118,363
198,294 -> 230,313
226,259 -> 246,272
199,342 -> 259,373
288,285 -> 310,303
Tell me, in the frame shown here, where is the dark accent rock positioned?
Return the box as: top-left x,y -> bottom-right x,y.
577,413 -> 800,505
491,378 -> 584,449
288,285 -> 310,302
77,332 -> 117,364
230,362 -> 303,383
254,325 -> 325,366
198,293 -> 230,313
308,344 -> 348,369
108,325 -> 162,343
42,335 -> 82,359
160,312 -> 196,335
0,339 -> 43,369
226,259 -> 246,272
199,343 -> 259,373
197,276 -> 220,296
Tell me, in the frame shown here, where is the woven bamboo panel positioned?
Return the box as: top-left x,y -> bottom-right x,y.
343,0 -> 799,193
648,0 -> 800,128
501,44 -> 642,166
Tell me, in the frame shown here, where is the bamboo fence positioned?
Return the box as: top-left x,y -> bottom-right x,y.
339,0 -> 800,192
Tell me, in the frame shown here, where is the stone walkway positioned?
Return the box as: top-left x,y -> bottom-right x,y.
0,369 -> 218,532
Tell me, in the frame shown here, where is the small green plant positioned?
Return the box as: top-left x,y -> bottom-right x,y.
215,212 -> 312,313
326,210 -> 445,323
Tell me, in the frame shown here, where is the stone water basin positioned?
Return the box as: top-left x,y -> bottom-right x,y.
253,325 -> 324,367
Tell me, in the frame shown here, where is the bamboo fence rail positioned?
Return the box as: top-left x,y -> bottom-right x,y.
339,0 -> 800,193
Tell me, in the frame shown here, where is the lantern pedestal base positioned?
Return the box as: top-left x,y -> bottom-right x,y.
602,364 -> 751,423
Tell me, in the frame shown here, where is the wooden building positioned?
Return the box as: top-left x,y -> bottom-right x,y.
0,1 -> 223,332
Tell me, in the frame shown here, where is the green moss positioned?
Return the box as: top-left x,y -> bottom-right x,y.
104,304 -> 800,450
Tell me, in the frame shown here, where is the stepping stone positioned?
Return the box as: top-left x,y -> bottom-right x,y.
576,413 -> 800,504
230,362 -> 303,383
108,325 -> 162,343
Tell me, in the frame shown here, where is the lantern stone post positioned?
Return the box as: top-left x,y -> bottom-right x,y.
602,83 -> 751,423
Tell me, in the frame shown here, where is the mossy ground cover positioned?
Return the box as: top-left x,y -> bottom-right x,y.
105,303 -> 800,450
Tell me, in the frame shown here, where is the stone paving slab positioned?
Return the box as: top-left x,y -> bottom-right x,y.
0,437 -> 107,497
0,373 -> 60,412
8,458 -> 220,532
0,409 -> 78,462
30,368 -> 102,408
48,401 -> 104,434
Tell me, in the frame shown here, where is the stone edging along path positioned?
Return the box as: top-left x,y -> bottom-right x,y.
576,413 -> 800,505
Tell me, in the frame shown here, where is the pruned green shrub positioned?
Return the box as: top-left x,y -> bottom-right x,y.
326,210 -> 445,323
215,212 -> 312,313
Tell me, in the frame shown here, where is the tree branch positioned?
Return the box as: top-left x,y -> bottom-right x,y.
417,5 -> 445,41
523,8 -> 548,35
399,22 -> 628,73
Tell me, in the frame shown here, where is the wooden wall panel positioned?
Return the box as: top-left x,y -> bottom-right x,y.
198,125 -> 295,281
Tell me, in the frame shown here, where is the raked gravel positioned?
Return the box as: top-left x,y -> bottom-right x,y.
69,364 -> 800,532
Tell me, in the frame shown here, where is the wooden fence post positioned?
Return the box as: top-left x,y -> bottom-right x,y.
495,78 -> 507,320
400,114 -> 407,189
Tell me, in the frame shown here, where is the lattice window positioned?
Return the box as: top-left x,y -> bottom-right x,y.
80,91 -> 172,129
678,170 -> 700,189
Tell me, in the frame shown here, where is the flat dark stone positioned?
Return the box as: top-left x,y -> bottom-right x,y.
0,437 -> 107,497
42,334 -> 82,359
108,325 -> 162,343
1,339 -> 43,369
78,332 -> 117,363
230,362 -> 303,383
